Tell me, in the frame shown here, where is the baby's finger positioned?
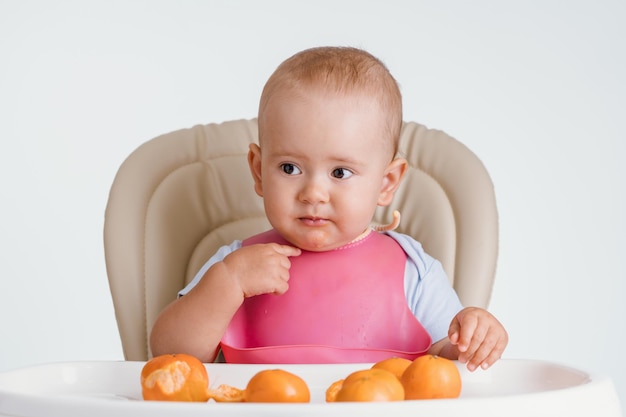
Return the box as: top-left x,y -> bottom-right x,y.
270,279 -> 290,295
457,322 -> 489,365
448,319 -> 461,345
477,347 -> 503,370
479,333 -> 509,369
455,314 -> 480,353
464,332 -> 498,370
272,244 -> 302,257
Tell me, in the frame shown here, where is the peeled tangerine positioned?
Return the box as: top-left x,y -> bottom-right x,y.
141,353 -> 210,402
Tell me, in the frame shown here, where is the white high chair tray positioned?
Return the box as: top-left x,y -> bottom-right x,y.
0,359 -> 621,417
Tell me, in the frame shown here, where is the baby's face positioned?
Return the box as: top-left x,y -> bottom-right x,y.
253,89 -> 396,251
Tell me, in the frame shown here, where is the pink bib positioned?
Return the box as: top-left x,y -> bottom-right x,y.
220,229 -> 431,363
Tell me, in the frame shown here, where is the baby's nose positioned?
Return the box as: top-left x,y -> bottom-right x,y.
298,177 -> 329,204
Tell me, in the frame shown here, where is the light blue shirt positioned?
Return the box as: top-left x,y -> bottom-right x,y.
180,231 -> 463,344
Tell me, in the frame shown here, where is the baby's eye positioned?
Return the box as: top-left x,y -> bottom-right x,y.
331,168 -> 353,179
280,163 -> 301,175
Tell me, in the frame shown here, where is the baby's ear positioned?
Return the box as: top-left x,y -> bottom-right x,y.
378,158 -> 407,206
248,143 -> 264,197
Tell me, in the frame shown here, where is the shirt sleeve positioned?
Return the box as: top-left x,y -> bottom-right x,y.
177,240 -> 243,297
386,231 -> 464,344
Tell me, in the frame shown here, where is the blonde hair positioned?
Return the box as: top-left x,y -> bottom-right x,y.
258,46 -> 403,154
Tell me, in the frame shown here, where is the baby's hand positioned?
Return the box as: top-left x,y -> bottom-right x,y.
448,307 -> 508,371
221,243 -> 301,298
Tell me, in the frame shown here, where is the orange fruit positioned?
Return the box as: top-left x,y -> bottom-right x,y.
327,368 -> 404,402
208,369 -> 310,403
325,378 -> 344,402
244,369 -> 310,402
372,357 -> 413,379
207,383 -> 245,402
400,354 -> 462,399
140,353 -> 209,402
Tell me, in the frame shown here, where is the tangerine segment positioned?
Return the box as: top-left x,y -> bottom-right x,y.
401,354 -> 462,400
207,384 -> 246,402
334,368 -> 405,402
244,369 -> 311,403
141,353 -> 210,402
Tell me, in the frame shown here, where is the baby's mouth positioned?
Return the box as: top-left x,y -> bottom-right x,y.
299,216 -> 328,226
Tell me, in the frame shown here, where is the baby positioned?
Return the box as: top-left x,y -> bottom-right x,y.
150,46 -> 508,371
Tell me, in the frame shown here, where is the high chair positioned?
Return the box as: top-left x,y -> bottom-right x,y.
104,119 -> 499,361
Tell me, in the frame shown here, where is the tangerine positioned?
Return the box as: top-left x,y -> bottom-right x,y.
140,353 -> 210,402
327,368 -> 404,402
207,368 -> 310,403
244,369 -> 310,402
325,378 -> 345,402
371,357 -> 412,380
400,354 -> 462,400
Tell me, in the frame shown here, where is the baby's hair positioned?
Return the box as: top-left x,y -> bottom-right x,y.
258,46 -> 403,156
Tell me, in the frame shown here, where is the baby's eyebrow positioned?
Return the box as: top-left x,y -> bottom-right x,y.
267,148 -> 366,168
330,155 -> 366,167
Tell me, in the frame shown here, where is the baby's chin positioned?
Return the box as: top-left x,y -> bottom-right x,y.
274,224 -> 358,252
287,234 -> 352,252
297,243 -> 338,252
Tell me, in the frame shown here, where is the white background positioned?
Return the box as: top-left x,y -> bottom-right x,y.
1,0 -> 624,411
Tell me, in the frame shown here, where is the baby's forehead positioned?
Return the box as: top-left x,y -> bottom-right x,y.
262,84 -> 391,122
260,87 -> 398,150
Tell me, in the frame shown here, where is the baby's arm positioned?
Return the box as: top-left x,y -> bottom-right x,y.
428,307 -> 508,371
149,243 -> 301,362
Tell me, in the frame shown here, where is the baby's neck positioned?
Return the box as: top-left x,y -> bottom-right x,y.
350,227 -> 373,244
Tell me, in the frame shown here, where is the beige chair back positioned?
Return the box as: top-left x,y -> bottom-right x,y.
104,119 -> 498,361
